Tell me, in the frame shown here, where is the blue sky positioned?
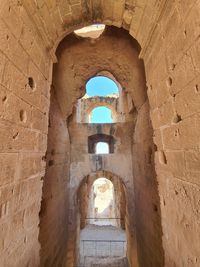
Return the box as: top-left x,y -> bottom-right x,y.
87,77 -> 114,153
87,76 -> 116,124
90,107 -> 113,123
86,76 -> 118,97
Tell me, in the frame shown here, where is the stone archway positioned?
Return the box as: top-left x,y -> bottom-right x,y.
1,2 -> 200,267
76,170 -> 138,267
39,25 -> 163,267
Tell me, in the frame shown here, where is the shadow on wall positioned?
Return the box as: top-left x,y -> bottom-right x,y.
38,88 -> 70,267
132,100 -> 165,267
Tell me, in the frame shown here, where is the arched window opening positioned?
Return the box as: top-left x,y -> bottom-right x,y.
89,106 -> 113,123
95,142 -> 109,154
74,24 -> 105,39
86,76 -> 119,97
88,134 -> 114,154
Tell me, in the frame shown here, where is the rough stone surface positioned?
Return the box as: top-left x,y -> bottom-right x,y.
39,89 -> 70,267
0,1 -> 200,267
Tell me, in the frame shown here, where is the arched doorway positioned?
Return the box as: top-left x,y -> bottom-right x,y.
77,172 -> 129,267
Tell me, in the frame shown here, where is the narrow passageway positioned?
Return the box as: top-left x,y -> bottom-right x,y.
78,177 -> 128,267
1,3 -> 199,266
38,24 -> 164,267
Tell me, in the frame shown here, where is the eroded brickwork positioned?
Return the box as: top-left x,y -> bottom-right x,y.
145,2 -> 200,265
0,1 -> 200,267
0,2 -> 51,266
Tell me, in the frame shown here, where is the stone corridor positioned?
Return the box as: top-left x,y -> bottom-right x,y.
0,1 -> 200,267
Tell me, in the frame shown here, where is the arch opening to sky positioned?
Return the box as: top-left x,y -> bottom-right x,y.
86,76 -> 119,97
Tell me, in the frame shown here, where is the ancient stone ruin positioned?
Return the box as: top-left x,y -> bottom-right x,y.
0,1 -> 200,267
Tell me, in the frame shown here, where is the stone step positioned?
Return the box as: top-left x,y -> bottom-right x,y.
79,258 -> 128,267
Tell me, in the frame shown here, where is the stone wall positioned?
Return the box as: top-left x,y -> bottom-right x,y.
0,1 -> 51,266
145,2 -> 200,266
132,101 -> 164,267
39,89 -> 70,267
0,1 -> 200,266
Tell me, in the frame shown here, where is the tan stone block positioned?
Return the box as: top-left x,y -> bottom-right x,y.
168,52 -> 198,96
23,202 -> 41,230
112,0 -> 125,27
29,61 -> 51,97
57,0 -> 71,22
0,122 -> 38,152
190,39 -> 200,74
18,152 -> 45,180
176,0 -> 199,23
165,151 -> 186,177
19,23 -> 35,53
20,0 -> 37,16
31,108 -> 47,132
136,13 -> 152,47
28,41 -> 43,72
155,78 -> 171,108
6,35 -> 29,75
39,95 -> 50,115
129,5 -> 144,37
102,0 -> 114,22
0,1 -> 23,40
0,122 -> 14,152
0,153 -> 18,185
50,8 -> 63,37
174,76 -> 200,119
0,52 -> 6,84
0,184 -> 14,205
2,92 -> 32,127
1,60 -> 17,90
38,4 -> 57,41
161,7 -> 181,51
0,221 -> 9,250
2,60 -> 50,113
0,85 -> 7,115
162,115 -> 200,150
165,28 -> 184,67
36,132 -> 48,153
183,4 -> 200,49
44,0 -> 57,10
185,151 -> 200,172
39,54 -> 52,81
0,18 -> 10,52
185,172 -> 200,186
0,20 -> 28,73
10,210 -> 24,234
147,85 -> 157,110
11,178 -> 43,213
150,99 -> 174,129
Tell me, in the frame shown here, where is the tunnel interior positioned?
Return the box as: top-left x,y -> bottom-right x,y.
1,2 -> 200,267
39,26 -> 163,267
